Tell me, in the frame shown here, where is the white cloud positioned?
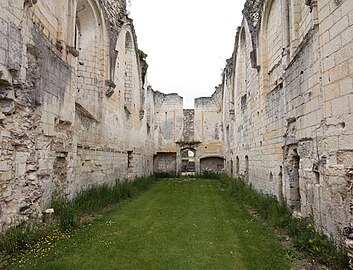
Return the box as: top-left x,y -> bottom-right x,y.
129,0 -> 244,108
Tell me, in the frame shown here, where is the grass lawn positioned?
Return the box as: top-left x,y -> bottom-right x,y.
11,178 -> 292,270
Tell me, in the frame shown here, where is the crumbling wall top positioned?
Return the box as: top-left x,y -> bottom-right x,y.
242,0 -> 264,48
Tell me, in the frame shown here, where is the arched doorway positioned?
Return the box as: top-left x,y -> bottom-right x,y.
181,148 -> 196,176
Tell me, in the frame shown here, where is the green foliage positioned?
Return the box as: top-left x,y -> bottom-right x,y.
219,175 -> 349,270
138,49 -> 148,60
154,172 -> 178,178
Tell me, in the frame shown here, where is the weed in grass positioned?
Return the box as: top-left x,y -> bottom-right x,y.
53,176 -> 156,226
51,197 -> 77,231
0,221 -> 56,254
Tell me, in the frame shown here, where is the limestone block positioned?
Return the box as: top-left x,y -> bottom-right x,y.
340,78 -> 353,95
15,162 -> 26,176
0,98 -> 14,114
324,164 -> 345,176
0,161 -> 10,171
339,134 -> 353,149
331,96 -> 350,116
1,171 -> 13,181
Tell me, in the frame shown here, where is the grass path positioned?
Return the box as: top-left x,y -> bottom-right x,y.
13,179 -> 292,270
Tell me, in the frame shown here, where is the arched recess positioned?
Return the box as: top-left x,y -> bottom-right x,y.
285,147 -> 301,211
259,0 -> 290,93
200,155 -> 225,173
236,156 -> 240,177
75,0 -> 107,119
245,155 -> 249,183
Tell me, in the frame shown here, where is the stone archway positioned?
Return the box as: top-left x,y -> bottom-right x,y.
181,148 -> 196,176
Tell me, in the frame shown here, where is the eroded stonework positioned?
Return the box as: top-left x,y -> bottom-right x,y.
0,0 -> 353,262
0,0 -> 154,230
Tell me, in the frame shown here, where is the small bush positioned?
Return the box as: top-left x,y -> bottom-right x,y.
154,172 -> 178,178
196,171 -> 223,179
220,175 -> 349,270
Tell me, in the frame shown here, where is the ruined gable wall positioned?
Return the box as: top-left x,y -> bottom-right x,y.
222,0 -> 353,241
152,92 -> 183,174
153,92 -> 183,152
194,88 -> 224,173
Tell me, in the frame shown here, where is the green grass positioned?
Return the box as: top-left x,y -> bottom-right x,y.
9,178 -> 292,270
0,176 -> 155,259
219,176 -> 349,269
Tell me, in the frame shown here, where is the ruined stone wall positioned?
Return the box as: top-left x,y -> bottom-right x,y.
219,0 -> 353,243
182,109 -> 195,142
0,0 -> 153,231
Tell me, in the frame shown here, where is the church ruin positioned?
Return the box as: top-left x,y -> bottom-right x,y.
0,0 -> 353,257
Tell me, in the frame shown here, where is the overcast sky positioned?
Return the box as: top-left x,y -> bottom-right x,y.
129,0 -> 245,109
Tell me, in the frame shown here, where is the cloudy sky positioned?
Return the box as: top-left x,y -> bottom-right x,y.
129,0 -> 245,108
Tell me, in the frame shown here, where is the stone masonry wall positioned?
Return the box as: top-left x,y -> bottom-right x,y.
0,0 -> 154,231
218,0 -> 353,248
